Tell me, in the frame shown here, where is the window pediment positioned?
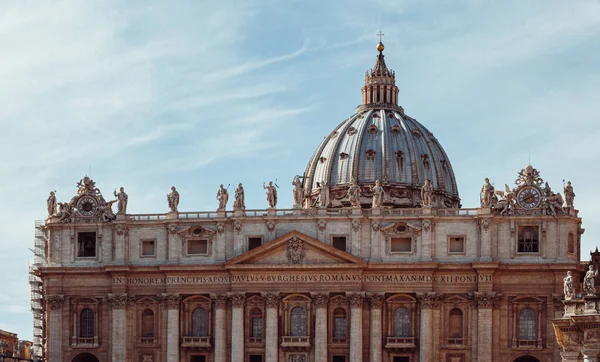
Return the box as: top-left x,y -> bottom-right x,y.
178,225 -> 216,238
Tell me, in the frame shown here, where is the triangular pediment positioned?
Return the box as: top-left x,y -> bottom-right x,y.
224,231 -> 366,268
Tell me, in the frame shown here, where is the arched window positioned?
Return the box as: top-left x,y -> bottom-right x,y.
333,308 -> 347,338
250,308 -> 263,338
79,309 -> 95,338
448,308 -> 463,338
519,308 -> 536,340
393,307 -> 411,337
141,309 -> 154,337
191,308 -> 208,337
290,306 -> 307,336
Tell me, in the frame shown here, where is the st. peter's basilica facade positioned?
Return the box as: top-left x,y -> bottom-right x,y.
31,42 -> 583,362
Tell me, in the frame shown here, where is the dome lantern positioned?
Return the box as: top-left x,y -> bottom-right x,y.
358,41 -> 401,113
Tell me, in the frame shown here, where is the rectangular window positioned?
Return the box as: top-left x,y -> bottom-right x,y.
187,240 -> 208,255
248,237 -> 262,251
518,226 -> 539,253
390,237 -> 412,253
448,236 -> 465,254
332,236 -> 347,252
77,232 -> 96,258
141,240 -> 155,257
249,356 -> 263,362
251,317 -> 263,338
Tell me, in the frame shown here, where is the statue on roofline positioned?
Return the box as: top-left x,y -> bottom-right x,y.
167,186 -> 180,212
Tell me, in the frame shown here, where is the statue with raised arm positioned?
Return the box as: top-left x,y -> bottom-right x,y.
347,179 -> 361,207
480,178 -> 495,207
234,183 -> 245,209
564,271 -> 574,300
564,181 -> 575,208
371,180 -> 384,208
292,176 -> 304,208
263,181 -> 278,208
167,186 -> 180,212
47,191 -> 57,216
583,265 -> 598,296
421,179 -> 433,207
317,180 -> 330,208
113,187 -> 128,214
216,184 -> 229,210
101,200 -> 117,222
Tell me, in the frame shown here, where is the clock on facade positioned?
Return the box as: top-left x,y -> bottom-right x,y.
517,186 -> 541,209
77,196 -> 98,217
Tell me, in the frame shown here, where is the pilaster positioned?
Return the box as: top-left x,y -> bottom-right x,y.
474,292 -> 499,362
162,294 -> 181,362
46,295 -> 64,362
230,293 -> 246,362
368,293 -> 384,362
347,292 -> 365,362
417,293 -> 438,362
262,292 -> 280,362
108,292 -> 132,362
312,293 -> 329,362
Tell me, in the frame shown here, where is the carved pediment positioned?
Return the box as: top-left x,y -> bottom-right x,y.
381,222 -> 421,235
224,231 -> 366,267
178,225 -> 216,238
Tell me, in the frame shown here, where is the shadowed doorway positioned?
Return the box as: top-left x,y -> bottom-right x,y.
513,356 -> 541,362
71,352 -> 100,362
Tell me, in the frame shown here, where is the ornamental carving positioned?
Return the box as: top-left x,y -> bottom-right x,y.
115,225 -> 129,236
46,295 -> 64,310
422,220 -> 434,232
107,293 -> 133,309
234,221 -> 243,234
474,292 -> 501,309
161,294 -> 181,309
317,220 -> 326,232
311,293 -> 329,307
229,293 -> 245,307
351,219 -> 361,232
212,293 -> 228,309
372,221 -> 380,232
368,293 -> 384,308
168,224 -> 178,235
216,222 -> 225,234
417,293 -> 440,308
346,292 -> 364,307
478,219 -> 490,231
262,292 -> 280,307
286,237 -> 306,264
266,221 -> 276,233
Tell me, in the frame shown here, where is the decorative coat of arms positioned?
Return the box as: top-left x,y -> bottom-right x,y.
286,237 -> 306,264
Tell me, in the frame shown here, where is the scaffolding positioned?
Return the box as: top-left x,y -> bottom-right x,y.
29,221 -> 46,362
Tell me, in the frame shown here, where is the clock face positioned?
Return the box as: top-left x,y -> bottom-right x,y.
77,196 -> 98,217
517,187 -> 541,209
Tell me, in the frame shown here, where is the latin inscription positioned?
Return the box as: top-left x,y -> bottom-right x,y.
112,273 -> 492,285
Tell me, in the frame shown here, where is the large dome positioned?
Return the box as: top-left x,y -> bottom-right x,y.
302,43 -> 460,208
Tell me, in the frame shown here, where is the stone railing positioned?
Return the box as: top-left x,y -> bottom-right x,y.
384,336 -> 416,349
136,337 -> 159,346
71,337 -> 99,348
330,337 -> 347,344
247,337 -> 264,344
280,336 -> 310,348
445,337 -> 468,346
181,336 -> 212,349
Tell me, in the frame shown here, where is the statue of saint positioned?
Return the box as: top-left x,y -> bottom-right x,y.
564,271 -> 574,300
347,179 -> 361,207
292,176 -> 304,208
317,180 -> 330,208
167,186 -> 180,212
583,265 -> 598,296
480,178 -> 495,207
371,180 -> 384,208
47,191 -> 57,216
263,181 -> 278,208
564,181 -> 575,208
421,179 -> 433,207
113,187 -> 128,214
216,184 -> 229,210
234,183 -> 245,209
101,200 -> 117,222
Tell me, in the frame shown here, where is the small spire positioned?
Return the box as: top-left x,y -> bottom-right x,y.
357,36 -> 400,111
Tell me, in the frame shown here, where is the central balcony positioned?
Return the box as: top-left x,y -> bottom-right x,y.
281,336 -> 310,350
181,336 -> 212,350
384,336 -> 416,350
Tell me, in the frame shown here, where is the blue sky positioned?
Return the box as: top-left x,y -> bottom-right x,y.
1,0 -> 599,339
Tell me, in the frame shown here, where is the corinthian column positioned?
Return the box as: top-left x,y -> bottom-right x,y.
368,294 -> 384,362
312,293 -> 329,362
262,292 -> 280,362
417,293 -> 438,362
46,295 -> 64,362
163,294 -> 181,362
230,293 -> 246,362
348,292 -> 365,362
108,293 -> 131,362
475,292 -> 498,362
212,294 -> 228,362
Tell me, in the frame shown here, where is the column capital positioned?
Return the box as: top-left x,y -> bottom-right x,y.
473,291 -> 501,309
311,292 -> 329,307
417,292 -> 440,309
367,293 -> 385,309
262,292 -> 280,307
45,294 -> 64,310
211,293 -> 229,309
346,292 -> 365,308
229,292 -> 246,307
107,292 -> 134,310
161,293 -> 181,310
